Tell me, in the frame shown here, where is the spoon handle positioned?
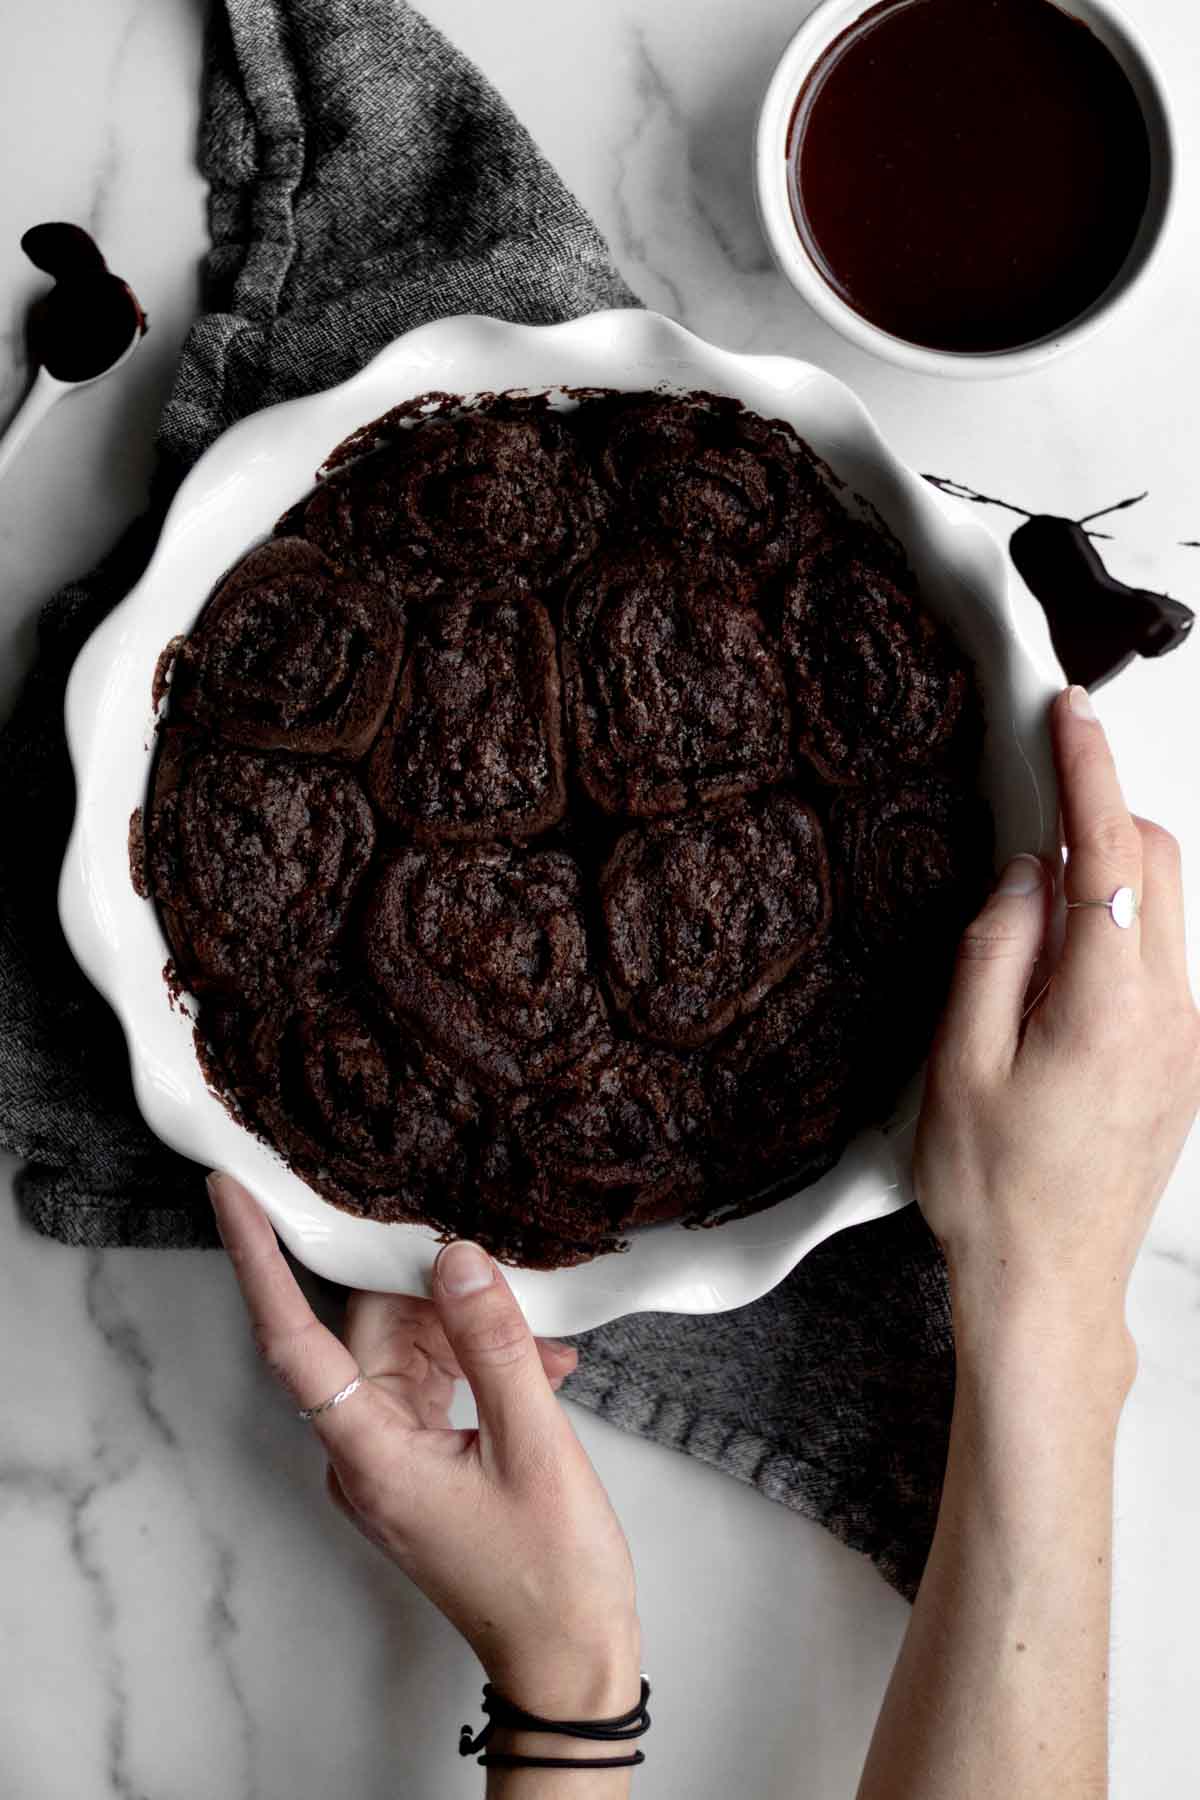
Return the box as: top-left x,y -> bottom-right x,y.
0,368 -> 63,485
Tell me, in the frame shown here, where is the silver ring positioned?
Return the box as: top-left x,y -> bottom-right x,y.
297,1369 -> 367,1421
1065,885 -> 1139,930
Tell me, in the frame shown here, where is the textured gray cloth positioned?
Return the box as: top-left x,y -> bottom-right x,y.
0,0 -> 952,1598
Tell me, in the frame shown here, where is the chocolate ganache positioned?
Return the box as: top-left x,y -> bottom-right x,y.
790,0 -> 1153,353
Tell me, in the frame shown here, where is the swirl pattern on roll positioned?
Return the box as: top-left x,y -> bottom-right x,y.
300,405 -> 599,598
590,393 -> 835,580
173,539 -> 405,757
829,777 -> 994,966
518,1038 -> 705,1220
362,844 -> 603,1094
782,545 -> 979,784
147,729 -> 375,996
367,595 -> 566,840
706,947 -> 866,1201
214,995 -> 481,1220
562,543 -> 790,816
601,791 -> 832,1048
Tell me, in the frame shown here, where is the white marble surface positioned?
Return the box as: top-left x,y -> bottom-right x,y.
0,1 -> 1198,1794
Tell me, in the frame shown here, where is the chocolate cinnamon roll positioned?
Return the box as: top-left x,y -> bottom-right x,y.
367,595 -> 566,840
214,995 -> 481,1221
589,393 -> 833,579
706,947 -> 866,1202
173,539 -> 405,757
517,1038 -> 705,1225
601,791 -> 831,1049
301,406 -> 599,599
782,548 -> 979,784
829,777 -> 994,966
362,844 -> 604,1094
562,543 -> 790,816
452,1135 -> 622,1270
147,730 -> 375,997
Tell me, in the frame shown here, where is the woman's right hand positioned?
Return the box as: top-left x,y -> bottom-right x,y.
916,683 -> 1200,1357
209,1177 -> 642,1726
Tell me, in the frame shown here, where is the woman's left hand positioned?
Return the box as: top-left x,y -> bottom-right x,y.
209,1175 -> 641,1722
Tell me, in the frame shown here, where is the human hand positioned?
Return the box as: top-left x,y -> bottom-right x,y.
208,1176 -> 641,1721
915,685 -> 1200,1359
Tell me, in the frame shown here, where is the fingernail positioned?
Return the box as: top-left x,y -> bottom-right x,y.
205,1171 -> 222,1206
436,1241 -> 495,1296
544,1338 -> 574,1358
1067,684 -> 1097,721
996,854 -> 1044,897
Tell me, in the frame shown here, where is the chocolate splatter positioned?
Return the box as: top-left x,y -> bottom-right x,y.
162,960 -> 188,1014
151,635 -> 184,713
1009,516 -> 1192,690
923,475 -> 1194,689
127,808 -> 148,898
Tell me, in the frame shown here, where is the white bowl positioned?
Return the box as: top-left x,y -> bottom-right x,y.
755,0 -> 1176,380
59,309 -> 1060,1334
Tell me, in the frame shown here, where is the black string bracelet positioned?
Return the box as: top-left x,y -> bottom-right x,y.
459,1677 -> 651,1770
474,1751 -> 645,1771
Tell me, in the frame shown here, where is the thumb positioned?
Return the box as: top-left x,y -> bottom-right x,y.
432,1240 -> 560,1462
935,855 -> 1050,1075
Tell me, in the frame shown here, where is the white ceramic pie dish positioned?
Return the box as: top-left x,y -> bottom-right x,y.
59,308 -> 1060,1334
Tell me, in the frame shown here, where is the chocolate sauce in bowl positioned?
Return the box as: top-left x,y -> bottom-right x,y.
789,0 -> 1154,353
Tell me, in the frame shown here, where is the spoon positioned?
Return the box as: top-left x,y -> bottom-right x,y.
0,222 -> 147,485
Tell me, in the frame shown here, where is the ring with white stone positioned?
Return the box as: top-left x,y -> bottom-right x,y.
297,1370 -> 367,1421
1065,885 -> 1139,930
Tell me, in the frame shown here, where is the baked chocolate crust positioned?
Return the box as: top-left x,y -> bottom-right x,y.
517,1037 -> 706,1222
783,544 -> 979,784
828,777 -> 994,966
300,405 -> 599,599
601,791 -> 832,1049
147,729 -> 375,998
589,392 -> 835,580
367,595 -> 566,840
362,843 -> 604,1095
173,538 -> 405,757
706,946 -> 866,1204
562,542 -> 790,816
214,995 -> 481,1217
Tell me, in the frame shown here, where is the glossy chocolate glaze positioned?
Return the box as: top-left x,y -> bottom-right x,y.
790,0 -> 1152,353
21,222 -> 146,381
1010,516 -> 1193,689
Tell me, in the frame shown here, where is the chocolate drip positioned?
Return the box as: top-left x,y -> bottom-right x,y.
1009,516 -> 1193,690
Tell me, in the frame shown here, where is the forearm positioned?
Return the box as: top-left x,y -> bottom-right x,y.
484,1750 -> 634,1799
856,1276 -> 1135,1800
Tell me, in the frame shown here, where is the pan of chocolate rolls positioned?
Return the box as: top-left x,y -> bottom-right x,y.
60,310 -> 1060,1332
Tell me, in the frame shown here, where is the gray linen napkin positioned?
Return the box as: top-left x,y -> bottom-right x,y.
0,0 -> 951,1598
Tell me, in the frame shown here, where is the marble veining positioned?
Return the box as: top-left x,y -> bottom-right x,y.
608,29 -> 692,322
84,1255 -> 181,1452
1,2 -> 1199,1796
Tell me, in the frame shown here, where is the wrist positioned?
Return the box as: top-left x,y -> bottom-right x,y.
948,1261 -> 1137,1409
487,1622 -> 643,1721
483,1637 -> 644,1782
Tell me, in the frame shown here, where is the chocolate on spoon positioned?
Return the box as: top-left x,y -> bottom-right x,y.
0,223 -> 147,486
1009,515 -> 1194,691
21,221 -> 147,382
